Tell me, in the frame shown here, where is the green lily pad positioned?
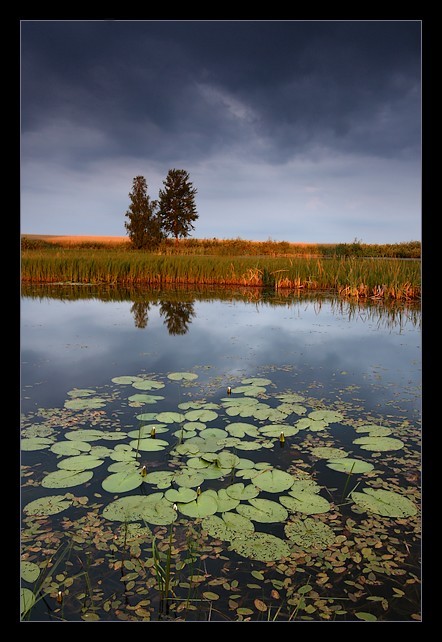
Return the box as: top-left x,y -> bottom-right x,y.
107,460 -> 139,473
177,491 -> 218,517
23,495 -> 73,516
109,444 -> 137,461
67,388 -> 97,397
185,409 -> 218,422
326,458 -> 374,474
277,393 -> 306,403
226,422 -> 260,438
355,423 -> 392,436
183,421 -> 207,431
21,437 -> 53,451
165,487 -> 197,503
128,393 -> 165,403
253,469 -> 295,493
65,429 -> 108,442
277,403 -> 307,415
51,440 -> 92,456
172,443 -> 201,456
131,379 -> 165,391
353,436 -> 404,451
21,561 -> 41,583
173,470 -> 205,488
129,438 -> 169,452
202,511 -> 255,540
143,471 -> 175,489
205,488 -> 240,512
103,493 -> 177,525
136,413 -> 157,421
226,483 -> 260,501
128,425 -> 168,438
281,492 -> 331,515
229,532 -> 290,561
236,498 -> 288,523
295,417 -> 328,431
253,407 -> 287,422
259,424 -> 300,437
41,469 -> 94,488
102,470 -> 144,493
234,441 -> 265,451
285,518 -> 336,549
351,488 -> 417,517
155,412 -> 186,424
112,376 -> 144,384
57,455 -> 104,471
167,372 -> 198,381
21,588 -> 36,616
64,397 -> 107,410
199,428 -> 228,440
241,377 -> 272,386
311,447 -> 348,459
308,410 -> 343,423
113,523 -> 153,545
231,385 -> 267,396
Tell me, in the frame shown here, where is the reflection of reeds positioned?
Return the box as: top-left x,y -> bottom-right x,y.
21,251 -> 421,301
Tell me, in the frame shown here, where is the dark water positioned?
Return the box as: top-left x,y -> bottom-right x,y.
20,286 -> 421,622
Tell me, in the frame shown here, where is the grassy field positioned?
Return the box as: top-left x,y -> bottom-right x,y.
21,235 -> 421,301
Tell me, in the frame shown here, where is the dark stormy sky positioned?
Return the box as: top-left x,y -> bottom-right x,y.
20,20 -> 421,243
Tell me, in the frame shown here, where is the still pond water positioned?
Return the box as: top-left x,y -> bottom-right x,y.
20,286 -> 421,622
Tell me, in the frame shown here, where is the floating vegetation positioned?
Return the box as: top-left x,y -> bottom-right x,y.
21,369 -> 421,622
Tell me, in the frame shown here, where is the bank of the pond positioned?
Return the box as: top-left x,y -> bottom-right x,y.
21,250 -> 421,301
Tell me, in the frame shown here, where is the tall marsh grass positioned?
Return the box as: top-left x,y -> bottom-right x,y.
21,249 -> 421,300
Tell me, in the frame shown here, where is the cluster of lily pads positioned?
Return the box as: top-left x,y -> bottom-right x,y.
22,372 -> 417,566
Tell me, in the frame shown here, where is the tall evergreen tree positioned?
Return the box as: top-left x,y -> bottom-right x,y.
124,176 -> 163,250
158,169 -> 198,243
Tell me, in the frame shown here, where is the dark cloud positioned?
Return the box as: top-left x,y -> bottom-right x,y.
21,20 -> 421,165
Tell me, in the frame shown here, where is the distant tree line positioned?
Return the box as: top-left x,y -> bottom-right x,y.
124,169 -> 198,250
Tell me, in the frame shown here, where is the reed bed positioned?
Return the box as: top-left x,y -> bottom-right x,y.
21,249 -> 421,301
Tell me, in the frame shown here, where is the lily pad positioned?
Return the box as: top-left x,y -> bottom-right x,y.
102,470 -> 144,493
226,483 -> 260,501
42,469 -> 94,488
185,409 -> 218,422
64,397 -> 107,410
241,377 -> 272,386
355,423 -> 392,436
177,491 -> 218,517
57,455 -> 104,471
128,425 -> 168,438
143,471 -> 175,489
103,493 -> 177,525
199,427 -> 228,440
155,412 -> 186,424
129,438 -> 169,452
205,488 -> 240,512
21,437 -> 53,451
131,379 -> 165,391
231,385 -> 267,396
280,492 -> 331,515
21,561 -> 41,583
236,498 -> 288,523
173,470 -> 205,488
311,446 -> 348,460
136,412 -> 157,421
112,376 -> 144,384
285,518 -> 336,549
295,417 -> 328,432
202,511 -> 255,540
109,444 -> 137,461
353,436 -> 404,451
308,410 -> 343,423
65,429 -> 108,442
259,424 -> 300,438
21,588 -> 36,616
167,372 -> 198,381
51,440 -> 92,456
23,495 -> 73,516
229,532 -> 290,561
165,487 -> 197,503
66,388 -> 96,397
253,469 -> 295,493
351,488 -> 417,517
226,422 -> 260,438
326,458 -> 374,474
128,393 -> 164,403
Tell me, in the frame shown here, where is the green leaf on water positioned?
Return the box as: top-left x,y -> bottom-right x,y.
102,471 -> 144,493
199,427 -> 228,440
128,438 -> 169,452
128,393 -> 164,403
259,424 -> 300,437
229,532 -> 290,561
64,397 -> 107,410
128,425 -> 168,438
355,612 -> 377,621
185,409 -> 219,422
112,376 -> 144,384
353,436 -> 404,451
226,422 -> 260,438
226,483 -> 260,501
64,429 -> 108,442
23,495 -> 73,516
280,492 -> 331,515
21,437 -> 53,451
21,588 -> 36,616
285,518 -> 336,549
231,385 -> 267,396
326,458 -> 374,474
42,469 -> 94,488
21,561 -> 41,583
136,413 -> 157,421
66,388 -> 96,397
57,455 -> 104,471
311,447 -> 348,460
143,471 -> 175,489
51,440 -> 92,456
155,411 -> 186,424
167,372 -> 198,381
241,377 -> 272,386
202,512 -> 255,540
205,488 -> 240,512
253,469 -> 295,493
236,498 -> 288,523
177,491 -> 218,517
308,410 -> 343,423
165,487 -> 197,503
103,493 -> 177,525
355,424 -> 392,437
351,488 -> 417,517
131,379 -> 165,391
173,470 -> 205,488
